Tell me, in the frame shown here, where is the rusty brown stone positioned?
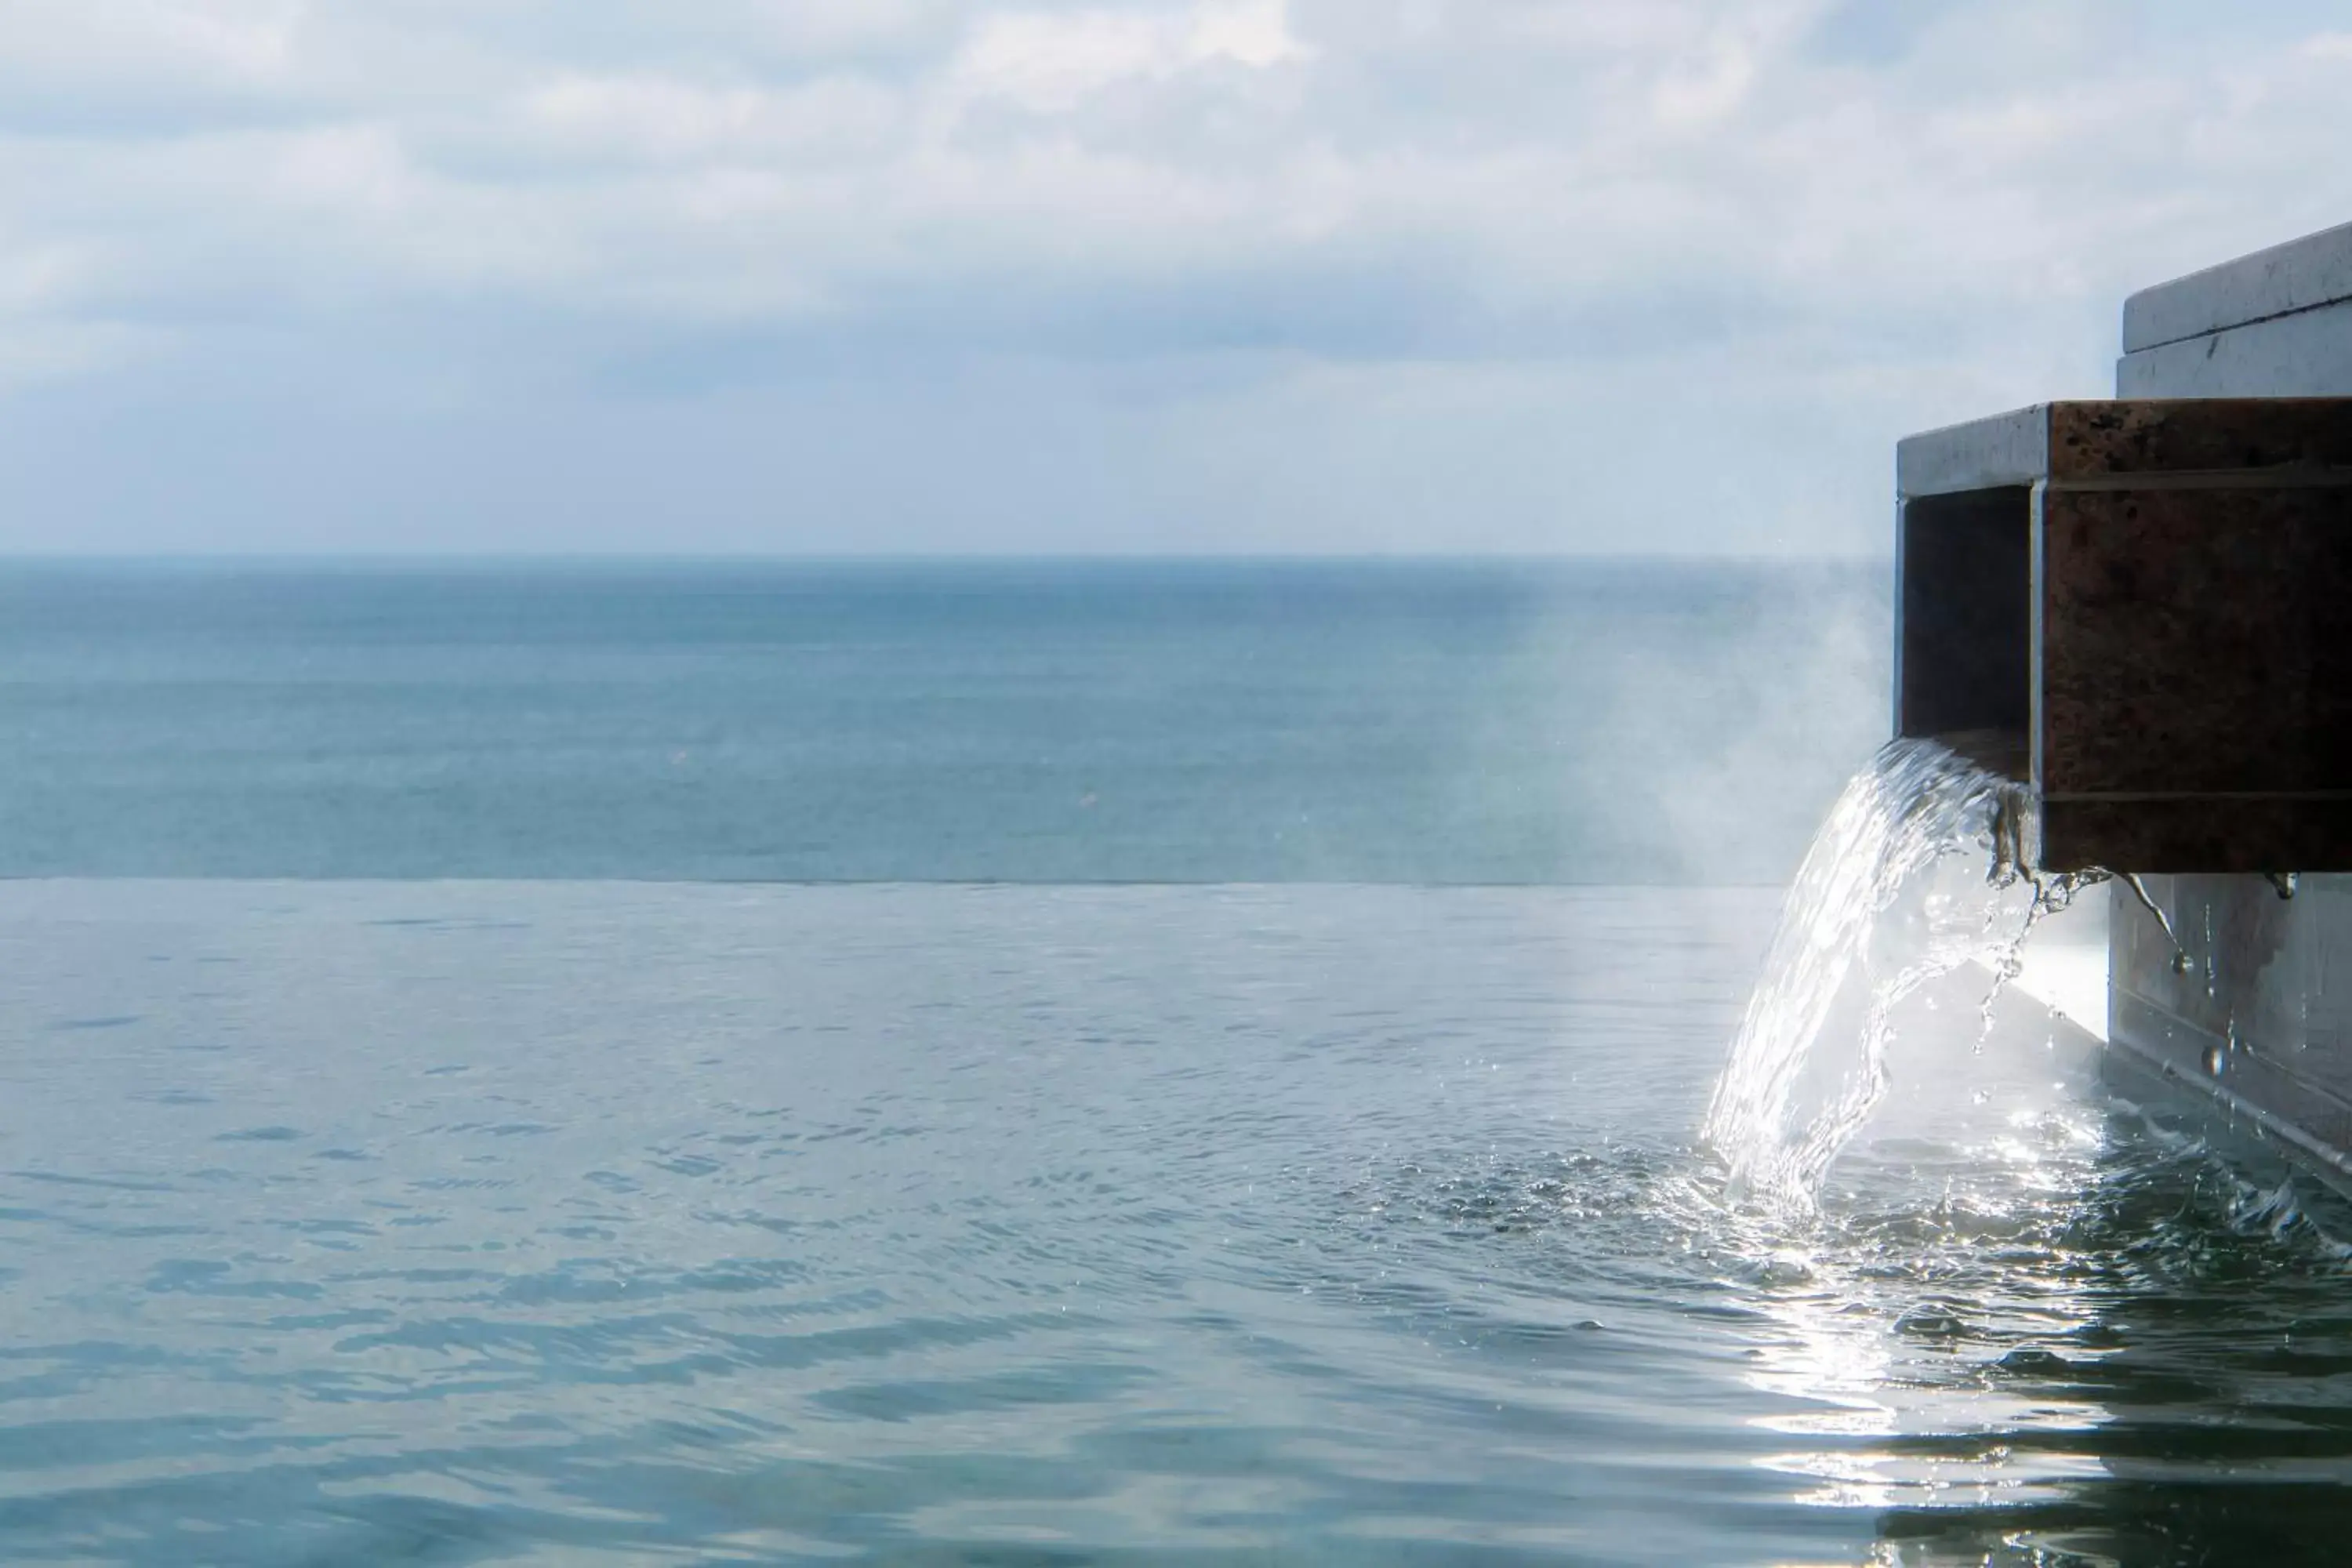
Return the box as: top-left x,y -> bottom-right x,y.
2036,484 -> 2352,800
2046,399 -> 2352,479
1898,397 -> 2352,874
2041,800 -> 2352,875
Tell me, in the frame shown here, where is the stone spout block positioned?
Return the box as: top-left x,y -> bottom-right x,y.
1896,398 -> 2352,874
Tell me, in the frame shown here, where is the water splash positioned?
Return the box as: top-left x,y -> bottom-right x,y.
1703,737 -> 2092,1211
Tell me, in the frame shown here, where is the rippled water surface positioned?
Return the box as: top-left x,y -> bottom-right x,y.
4,881 -> 2350,1566
0,559 -> 1887,885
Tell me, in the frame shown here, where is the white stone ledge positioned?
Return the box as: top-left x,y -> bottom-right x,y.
2118,296 -> 2352,397
2123,220 -> 2352,354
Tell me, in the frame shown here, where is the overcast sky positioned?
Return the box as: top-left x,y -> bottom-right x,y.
2,0 -> 2347,556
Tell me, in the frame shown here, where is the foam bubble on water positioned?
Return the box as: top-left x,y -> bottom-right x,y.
1703,737 -> 2092,1212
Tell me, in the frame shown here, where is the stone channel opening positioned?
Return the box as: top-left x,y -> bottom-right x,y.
1895,483 -> 2032,773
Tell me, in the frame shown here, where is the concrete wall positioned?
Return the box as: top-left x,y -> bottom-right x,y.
2107,222 -> 2352,1176
2119,220 -> 2352,398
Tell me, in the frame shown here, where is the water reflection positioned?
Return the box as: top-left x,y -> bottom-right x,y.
1720,967 -> 2352,1565
1860,1149 -> 2352,1565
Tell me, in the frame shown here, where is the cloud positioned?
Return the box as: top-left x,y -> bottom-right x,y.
955,1 -> 1308,112
515,72 -> 906,168
0,0 -> 306,87
0,0 -> 2349,553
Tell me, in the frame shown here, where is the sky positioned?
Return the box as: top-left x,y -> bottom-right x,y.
2,0 -> 2350,557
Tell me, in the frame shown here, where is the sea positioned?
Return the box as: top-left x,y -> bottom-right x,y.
1,560 -> 2348,1566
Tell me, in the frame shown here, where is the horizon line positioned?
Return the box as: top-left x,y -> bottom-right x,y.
0,548 -> 1893,568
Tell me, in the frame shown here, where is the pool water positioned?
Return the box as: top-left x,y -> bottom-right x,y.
2,880 -> 2347,1566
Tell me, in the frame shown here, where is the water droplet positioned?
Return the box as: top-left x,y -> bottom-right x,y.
1896,1304 -> 1968,1339
2204,1044 -> 2227,1077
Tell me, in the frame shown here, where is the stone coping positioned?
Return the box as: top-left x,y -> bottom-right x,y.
2124,220 -> 2352,354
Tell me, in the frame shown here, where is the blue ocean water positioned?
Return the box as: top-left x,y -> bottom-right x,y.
0,560 -> 1886,884
2,562 -> 2350,1566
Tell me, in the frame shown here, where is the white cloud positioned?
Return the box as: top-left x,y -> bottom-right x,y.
954,1 -> 1308,111
0,0 -> 307,85
517,73 -> 905,166
1650,31 -> 1761,129
1,0 -> 2350,552
1191,0 -> 1313,69
0,243 -> 89,313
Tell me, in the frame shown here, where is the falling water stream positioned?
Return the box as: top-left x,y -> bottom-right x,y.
1704,736 -> 2099,1210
